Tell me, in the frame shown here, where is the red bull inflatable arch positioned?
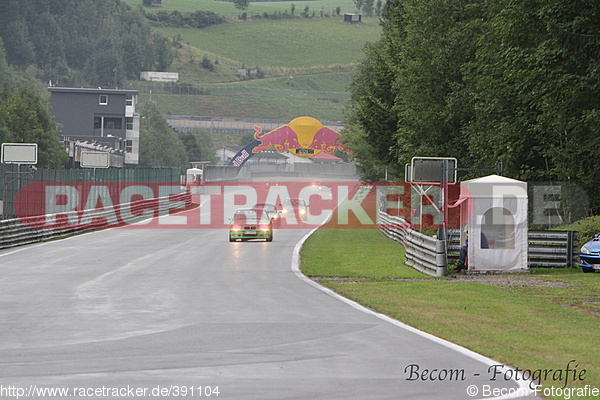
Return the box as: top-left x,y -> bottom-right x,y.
228,116 -> 351,168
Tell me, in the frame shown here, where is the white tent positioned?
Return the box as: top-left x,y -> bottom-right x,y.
459,175 -> 528,272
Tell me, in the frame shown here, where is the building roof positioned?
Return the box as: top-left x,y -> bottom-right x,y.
215,145 -> 243,152
253,151 -> 287,160
48,87 -> 139,95
311,152 -> 342,161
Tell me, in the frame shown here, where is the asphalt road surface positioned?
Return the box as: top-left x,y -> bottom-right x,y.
0,207 -> 536,399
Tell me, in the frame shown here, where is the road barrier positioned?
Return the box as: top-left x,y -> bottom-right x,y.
378,211 -> 447,277
446,229 -> 579,268
527,230 -> 578,268
0,192 -> 191,250
379,211 -> 580,275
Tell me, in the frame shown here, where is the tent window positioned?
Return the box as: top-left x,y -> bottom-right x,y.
481,207 -> 515,249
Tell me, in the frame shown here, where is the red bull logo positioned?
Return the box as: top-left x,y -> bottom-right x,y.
309,126 -> 351,154
252,116 -> 351,158
252,125 -> 301,153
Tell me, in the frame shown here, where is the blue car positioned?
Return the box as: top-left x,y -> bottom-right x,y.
579,235 -> 600,273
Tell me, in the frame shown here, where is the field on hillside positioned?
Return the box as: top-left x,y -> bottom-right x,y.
123,0 -> 363,18
125,0 -> 380,120
155,18 -> 379,68
142,91 -> 345,121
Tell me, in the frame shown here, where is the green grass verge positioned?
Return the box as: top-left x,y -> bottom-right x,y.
300,228 -> 600,399
301,228 -> 432,279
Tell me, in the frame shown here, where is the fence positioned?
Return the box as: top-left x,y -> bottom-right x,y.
137,82 -> 350,103
0,165 -> 181,219
0,192 -> 192,250
378,211 -> 447,277
445,229 -> 579,269
204,165 -> 240,181
165,115 -> 344,134
527,230 -> 578,268
379,211 -> 580,276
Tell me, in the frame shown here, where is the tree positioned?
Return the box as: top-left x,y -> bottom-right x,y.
363,0 -> 375,17
343,0 -> 408,179
464,0 -> 600,211
139,103 -> 188,169
393,0 -> 481,169
346,0 -> 600,214
375,0 -> 383,16
233,0 -> 249,11
0,38 -> 10,88
345,41 -> 401,180
353,0 -> 365,13
0,85 -> 68,169
179,131 -> 216,164
0,0 -> 174,87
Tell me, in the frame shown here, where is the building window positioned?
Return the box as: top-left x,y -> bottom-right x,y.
125,140 -> 133,153
94,117 -> 122,130
99,95 -> 108,105
104,118 -> 122,130
126,117 -> 133,130
480,207 -> 515,249
126,95 -> 134,106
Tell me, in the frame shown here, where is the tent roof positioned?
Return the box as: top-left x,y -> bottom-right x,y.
461,174 -> 527,198
463,174 -> 524,185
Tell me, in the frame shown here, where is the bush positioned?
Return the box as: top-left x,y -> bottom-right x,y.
201,56 -> 215,72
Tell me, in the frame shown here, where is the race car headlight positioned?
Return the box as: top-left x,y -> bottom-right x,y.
300,209 -> 306,214
581,246 -> 591,254
282,209 -> 288,214
259,225 -> 270,231
231,225 -> 242,231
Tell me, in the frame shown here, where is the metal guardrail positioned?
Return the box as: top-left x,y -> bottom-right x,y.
446,229 -> 579,268
1,165 -> 182,220
378,211 -> 447,277
528,230 -> 578,268
0,192 -> 191,250
380,211 -> 579,274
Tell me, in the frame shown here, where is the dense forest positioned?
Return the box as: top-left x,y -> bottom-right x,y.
0,0 -> 173,88
345,0 -> 600,213
0,0 -> 217,169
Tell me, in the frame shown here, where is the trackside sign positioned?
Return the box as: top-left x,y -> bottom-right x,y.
1,143 -> 38,164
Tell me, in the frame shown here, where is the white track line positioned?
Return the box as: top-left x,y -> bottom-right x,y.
291,226 -> 535,400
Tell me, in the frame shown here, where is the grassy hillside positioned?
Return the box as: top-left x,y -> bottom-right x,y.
142,90 -> 345,121
123,0 -> 363,18
155,18 -> 378,69
121,1 -> 380,121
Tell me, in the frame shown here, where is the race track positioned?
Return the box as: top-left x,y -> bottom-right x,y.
0,204 -> 536,399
